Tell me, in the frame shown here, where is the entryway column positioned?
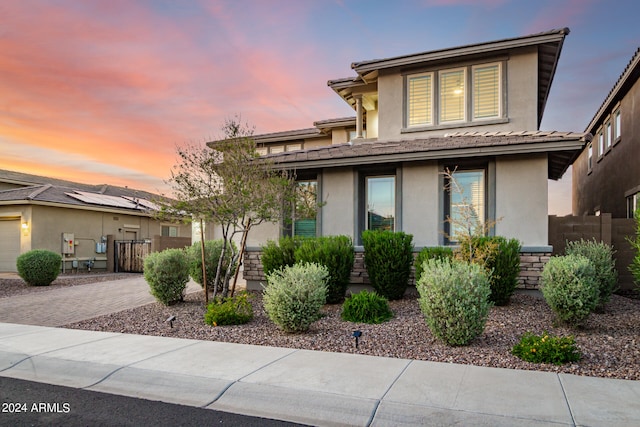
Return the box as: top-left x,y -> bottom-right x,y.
354,95 -> 364,140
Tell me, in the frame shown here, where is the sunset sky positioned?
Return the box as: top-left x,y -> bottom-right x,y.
1,0 -> 638,214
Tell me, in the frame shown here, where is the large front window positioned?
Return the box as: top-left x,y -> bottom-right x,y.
366,176 -> 395,231
406,62 -> 501,128
293,180 -> 318,237
446,169 -> 486,242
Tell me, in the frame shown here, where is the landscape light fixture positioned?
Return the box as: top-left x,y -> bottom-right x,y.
352,330 -> 362,349
166,315 -> 176,328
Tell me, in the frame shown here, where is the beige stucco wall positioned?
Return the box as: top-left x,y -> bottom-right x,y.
376,47 -> 540,141
321,167 -> 355,238
0,203 -> 191,271
401,161 -> 440,246
494,154 -> 548,246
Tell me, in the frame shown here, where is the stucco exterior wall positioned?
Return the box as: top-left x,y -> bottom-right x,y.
401,161 -> 440,246
376,47 -> 540,141
494,154 -> 549,246
573,75 -> 640,218
321,167 -> 355,238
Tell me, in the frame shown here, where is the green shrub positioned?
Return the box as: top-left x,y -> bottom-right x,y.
541,254 -> 599,327
565,239 -> 617,307
187,240 -> 237,292
260,236 -> 302,277
628,208 -> 640,289
143,248 -> 190,305
454,236 -> 521,306
16,249 -> 62,286
488,237 -> 521,306
204,291 -> 253,326
263,263 -> 328,333
341,290 -> 393,324
294,235 -> 354,303
414,247 -> 454,283
361,230 -> 414,300
416,258 -> 492,346
512,331 -> 581,365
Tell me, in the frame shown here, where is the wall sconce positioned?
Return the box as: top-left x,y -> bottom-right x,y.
21,221 -> 29,235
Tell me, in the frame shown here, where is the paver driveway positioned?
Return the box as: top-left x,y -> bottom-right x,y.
0,276 -> 201,327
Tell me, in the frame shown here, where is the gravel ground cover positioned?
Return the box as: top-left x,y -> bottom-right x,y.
3,274 -> 638,380
61,284 -> 640,381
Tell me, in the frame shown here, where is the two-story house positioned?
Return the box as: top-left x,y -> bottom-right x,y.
225,29 -> 590,289
573,47 -> 640,218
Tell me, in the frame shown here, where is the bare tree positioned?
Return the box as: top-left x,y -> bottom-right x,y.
166,116 -> 294,301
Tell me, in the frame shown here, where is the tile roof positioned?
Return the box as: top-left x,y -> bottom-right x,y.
0,169 -> 167,213
265,131 -> 590,180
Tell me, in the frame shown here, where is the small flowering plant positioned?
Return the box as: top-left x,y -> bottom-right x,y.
512,331 -> 581,365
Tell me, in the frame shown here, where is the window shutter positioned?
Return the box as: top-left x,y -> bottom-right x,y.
440,69 -> 465,122
408,74 -> 432,126
474,65 -> 499,119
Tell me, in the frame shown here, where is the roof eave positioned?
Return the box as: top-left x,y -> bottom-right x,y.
270,138 -> 585,180
352,28 -> 569,75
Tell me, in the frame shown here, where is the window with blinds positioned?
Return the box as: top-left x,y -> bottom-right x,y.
406,61 -> 503,128
440,69 -> 465,122
473,64 -> 500,119
407,73 -> 432,126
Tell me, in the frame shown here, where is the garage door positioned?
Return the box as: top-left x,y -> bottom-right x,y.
0,219 -> 20,272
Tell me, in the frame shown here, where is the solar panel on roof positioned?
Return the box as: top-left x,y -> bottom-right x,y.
65,191 -> 139,209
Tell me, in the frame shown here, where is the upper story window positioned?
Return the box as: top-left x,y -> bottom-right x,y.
605,120 -> 612,151
587,142 -> 593,172
406,62 -> 502,129
440,68 -> 466,123
614,108 -> 621,142
597,128 -> 604,158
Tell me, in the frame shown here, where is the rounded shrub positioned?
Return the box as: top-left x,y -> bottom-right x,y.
16,249 -> 62,286
187,240 -> 237,292
204,291 -> 253,326
541,254 -> 599,327
416,258 -> 492,346
341,290 -> 393,324
263,263 -> 328,333
414,246 -> 454,283
260,236 -> 301,277
362,230 -> 414,300
565,239 -> 617,307
454,236 -> 521,306
143,248 -> 190,305
294,235 -> 354,303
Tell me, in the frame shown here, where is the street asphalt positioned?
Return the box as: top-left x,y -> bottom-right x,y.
0,275 -> 639,426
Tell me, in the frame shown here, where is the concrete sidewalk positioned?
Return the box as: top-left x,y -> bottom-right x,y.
1,323 -> 639,426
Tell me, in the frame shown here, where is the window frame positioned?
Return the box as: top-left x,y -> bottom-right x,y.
283,173 -> 321,238
587,142 -> 593,173
613,107 -> 621,145
357,167 -> 401,244
439,67 -> 467,124
605,120 -> 612,152
406,72 -> 434,127
161,225 -> 178,237
404,61 -> 505,131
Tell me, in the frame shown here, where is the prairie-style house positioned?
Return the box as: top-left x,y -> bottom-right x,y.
209,29 -> 590,289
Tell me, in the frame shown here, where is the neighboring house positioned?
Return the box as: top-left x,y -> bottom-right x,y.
0,169 -> 192,272
573,48 -> 640,218
211,29 -> 590,289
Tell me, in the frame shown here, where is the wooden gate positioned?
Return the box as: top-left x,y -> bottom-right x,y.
114,240 -> 151,273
